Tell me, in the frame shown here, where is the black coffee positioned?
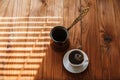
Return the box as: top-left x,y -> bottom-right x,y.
69,50 -> 84,64
51,26 -> 67,42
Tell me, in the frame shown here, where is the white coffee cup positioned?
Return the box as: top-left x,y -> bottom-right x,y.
68,49 -> 85,67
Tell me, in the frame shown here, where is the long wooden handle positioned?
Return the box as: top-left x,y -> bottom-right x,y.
67,7 -> 90,31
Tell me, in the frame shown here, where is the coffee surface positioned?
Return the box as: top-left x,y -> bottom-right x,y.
52,27 -> 67,42
69,50 -> 84,64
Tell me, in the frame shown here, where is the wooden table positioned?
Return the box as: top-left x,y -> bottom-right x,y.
0,0 -> 120,80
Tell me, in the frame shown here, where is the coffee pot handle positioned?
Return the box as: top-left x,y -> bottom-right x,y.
67,7 -> 90,31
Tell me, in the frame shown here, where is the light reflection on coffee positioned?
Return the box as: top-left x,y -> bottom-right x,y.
69,50 -> 84,65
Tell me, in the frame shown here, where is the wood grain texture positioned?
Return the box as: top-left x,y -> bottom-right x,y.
0,0 -> 120,80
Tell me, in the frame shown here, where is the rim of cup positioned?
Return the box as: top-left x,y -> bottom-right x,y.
68,49 -> 85,67
50,26 -> 69,43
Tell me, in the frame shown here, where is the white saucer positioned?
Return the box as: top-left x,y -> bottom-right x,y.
63,50 -> 89,73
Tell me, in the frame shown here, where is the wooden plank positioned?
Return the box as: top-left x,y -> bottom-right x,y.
43,0 -> 55,79
112,1 -> 120,79
62,0 -> 82,80
97,0 -> 120,79
51,0 -> 64,80
68,0 -> 81,48
28,0 -> 48,80
2,0 -> 32,80
0,0 -> 10,17
81,0 -> 102,79
0,0 -> 15,80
